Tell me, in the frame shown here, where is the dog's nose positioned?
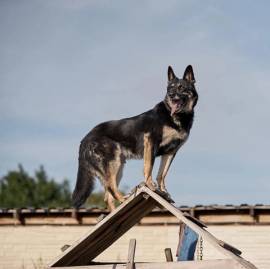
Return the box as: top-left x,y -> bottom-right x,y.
181,95 -> 188,102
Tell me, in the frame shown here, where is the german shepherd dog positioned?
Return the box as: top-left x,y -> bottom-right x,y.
72,65 -> 198,210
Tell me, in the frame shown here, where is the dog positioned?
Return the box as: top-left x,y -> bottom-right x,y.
72,65 -> 198,211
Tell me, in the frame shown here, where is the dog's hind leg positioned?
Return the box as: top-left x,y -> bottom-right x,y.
107,163 -> 125,203
104,161 -> 124,211
105,146 -> 125,204
104,190 -> 115,211
104,162 -> 124,211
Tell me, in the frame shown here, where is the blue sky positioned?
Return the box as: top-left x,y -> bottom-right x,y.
1,0 -> 270,205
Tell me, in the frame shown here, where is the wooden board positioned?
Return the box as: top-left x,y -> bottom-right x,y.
126,239 -> 136,269
141,186 -> 257,269
49,183 -> 257,269
50,259 -> 245,269
49,187 -> 157,267
164,248 -> 173,262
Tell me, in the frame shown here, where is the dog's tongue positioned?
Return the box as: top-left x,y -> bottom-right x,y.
170,103 -> 179,116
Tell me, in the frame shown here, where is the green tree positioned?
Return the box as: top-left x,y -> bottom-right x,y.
85,191 -> 106,208
0,165 -> 71,208
0,165 -> 128,208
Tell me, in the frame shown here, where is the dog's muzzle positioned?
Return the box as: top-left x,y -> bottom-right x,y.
169,95 -> 188,116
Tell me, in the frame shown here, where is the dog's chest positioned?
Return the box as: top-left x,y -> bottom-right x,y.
159,125 -> 188,153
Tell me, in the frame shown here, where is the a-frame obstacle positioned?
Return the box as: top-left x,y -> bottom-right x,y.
48,183 -> 258,269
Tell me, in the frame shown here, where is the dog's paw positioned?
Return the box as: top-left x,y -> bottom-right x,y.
159,186 -> 168,193
158,186 -> 172,198
146,180 -> 157,191
118,196 -> 126,203
123,194 -> 130,200
156,187 -> 173,202
164,191 -> 172,200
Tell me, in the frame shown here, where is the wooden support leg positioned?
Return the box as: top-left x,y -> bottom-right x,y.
126,239 -> 136,269
164,248 -> 173,262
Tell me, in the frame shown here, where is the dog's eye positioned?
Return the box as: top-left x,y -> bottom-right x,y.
169,89 -> 177,95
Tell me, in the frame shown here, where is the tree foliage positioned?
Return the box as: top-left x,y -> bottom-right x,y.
0,165 -> 126,208
0,165 -> 71,208
85,192 -> 106,208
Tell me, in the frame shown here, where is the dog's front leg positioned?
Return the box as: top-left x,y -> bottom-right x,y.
143,133 -> 156,190
156,153 -> 175,192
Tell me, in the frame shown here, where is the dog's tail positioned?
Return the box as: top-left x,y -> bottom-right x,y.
72,164 -> 95,208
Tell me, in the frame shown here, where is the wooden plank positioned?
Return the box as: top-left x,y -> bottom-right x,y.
199,214 -> 254,224
183,213 -> 207,228
50,259 -> 243,269
80,217 -> 99,225
218,240 -> 242,256
0,217 -> 18,225
258,214 -> 270,223
49,189 -> 143,266
164,248 -> 173,262
68,198 -> 154,266
139,215 -> 178,225
49,188 -> 157,267
126,239 -> 136,269
141,186 -> 258,269
49,183 -> 258,269
80,199 -> 156,266
2,207 -> 270,226
24,217 -> 79,225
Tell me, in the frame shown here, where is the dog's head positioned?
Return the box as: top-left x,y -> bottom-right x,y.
165,65 -> 198,116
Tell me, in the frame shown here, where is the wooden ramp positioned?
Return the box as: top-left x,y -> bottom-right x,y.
49,183 -> 257,269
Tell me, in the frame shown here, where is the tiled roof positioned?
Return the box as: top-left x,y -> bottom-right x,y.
0,204 -> 269,225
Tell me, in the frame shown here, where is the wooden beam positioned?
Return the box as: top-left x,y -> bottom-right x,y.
164,248 -> 173,262
50,259 -> 244,269
126,239 -> 136,269
199,214 -> 254,224
49,187 -> 157,267
141,186 -> 258,269
48,184 -> 258,269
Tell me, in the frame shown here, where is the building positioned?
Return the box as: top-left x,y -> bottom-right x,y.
0,186 -> 269,269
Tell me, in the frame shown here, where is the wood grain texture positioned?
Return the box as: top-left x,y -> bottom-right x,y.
141,186 -> 258,269
49,184 -> 258,269
49,187 -> 157,267
50,259 -> 243,269
126,239 -> 136,269
165,248 -> 173,262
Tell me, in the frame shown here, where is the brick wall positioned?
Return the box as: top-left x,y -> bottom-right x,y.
0,225 -> 269,269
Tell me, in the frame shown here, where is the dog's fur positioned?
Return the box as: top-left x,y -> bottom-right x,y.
72,65 -> 198,210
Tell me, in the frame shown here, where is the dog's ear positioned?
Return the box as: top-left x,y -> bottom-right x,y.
183,65 -> 196,83
168,66 -> 176,81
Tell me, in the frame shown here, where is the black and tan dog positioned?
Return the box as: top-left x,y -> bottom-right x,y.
72,65 -> 198,210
